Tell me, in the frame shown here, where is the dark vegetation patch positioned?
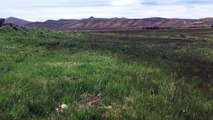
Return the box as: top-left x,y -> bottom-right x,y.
36,28 -> 213,95
33,29 -> 213,100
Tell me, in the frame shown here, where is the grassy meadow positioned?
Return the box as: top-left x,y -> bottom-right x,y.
0,26 -> 212,119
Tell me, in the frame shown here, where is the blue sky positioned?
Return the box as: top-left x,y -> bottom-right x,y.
0,0 -> 213,21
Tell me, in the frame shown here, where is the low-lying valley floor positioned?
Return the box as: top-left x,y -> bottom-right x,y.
0,26 -> 212,119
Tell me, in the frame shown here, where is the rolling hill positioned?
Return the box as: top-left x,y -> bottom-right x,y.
1,17 -> 213,30
4,17 -> 30,26
26,17 -> 213,30
0,19 -> 4,26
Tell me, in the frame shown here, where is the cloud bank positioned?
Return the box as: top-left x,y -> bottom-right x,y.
0,0 -> 212,21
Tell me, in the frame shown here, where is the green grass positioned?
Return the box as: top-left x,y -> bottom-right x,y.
0,26 -> 212,119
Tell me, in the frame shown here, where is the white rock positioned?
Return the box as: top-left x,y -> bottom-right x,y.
55,108 -> 59,111
61,104 -> 68,109
105,106 -> 112,109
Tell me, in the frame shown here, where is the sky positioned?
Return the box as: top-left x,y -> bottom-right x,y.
0,0 -> 213,21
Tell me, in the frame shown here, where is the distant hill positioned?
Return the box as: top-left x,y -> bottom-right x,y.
0,18 -> 5,26
1,17 -> 213,30
4,17 -> 30,26
26,17 -> 213,30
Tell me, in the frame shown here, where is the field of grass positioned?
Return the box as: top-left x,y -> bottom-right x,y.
0,26 -> 212,120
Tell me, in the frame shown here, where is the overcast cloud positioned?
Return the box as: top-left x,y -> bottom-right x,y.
0,0 -> 213,21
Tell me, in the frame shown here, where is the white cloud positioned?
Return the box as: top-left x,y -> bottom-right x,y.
108,0 -> 141,6
0,0 -> 213,21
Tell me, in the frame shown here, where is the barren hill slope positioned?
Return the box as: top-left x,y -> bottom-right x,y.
26,17 -> 213,30
4,17 -> 30,26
